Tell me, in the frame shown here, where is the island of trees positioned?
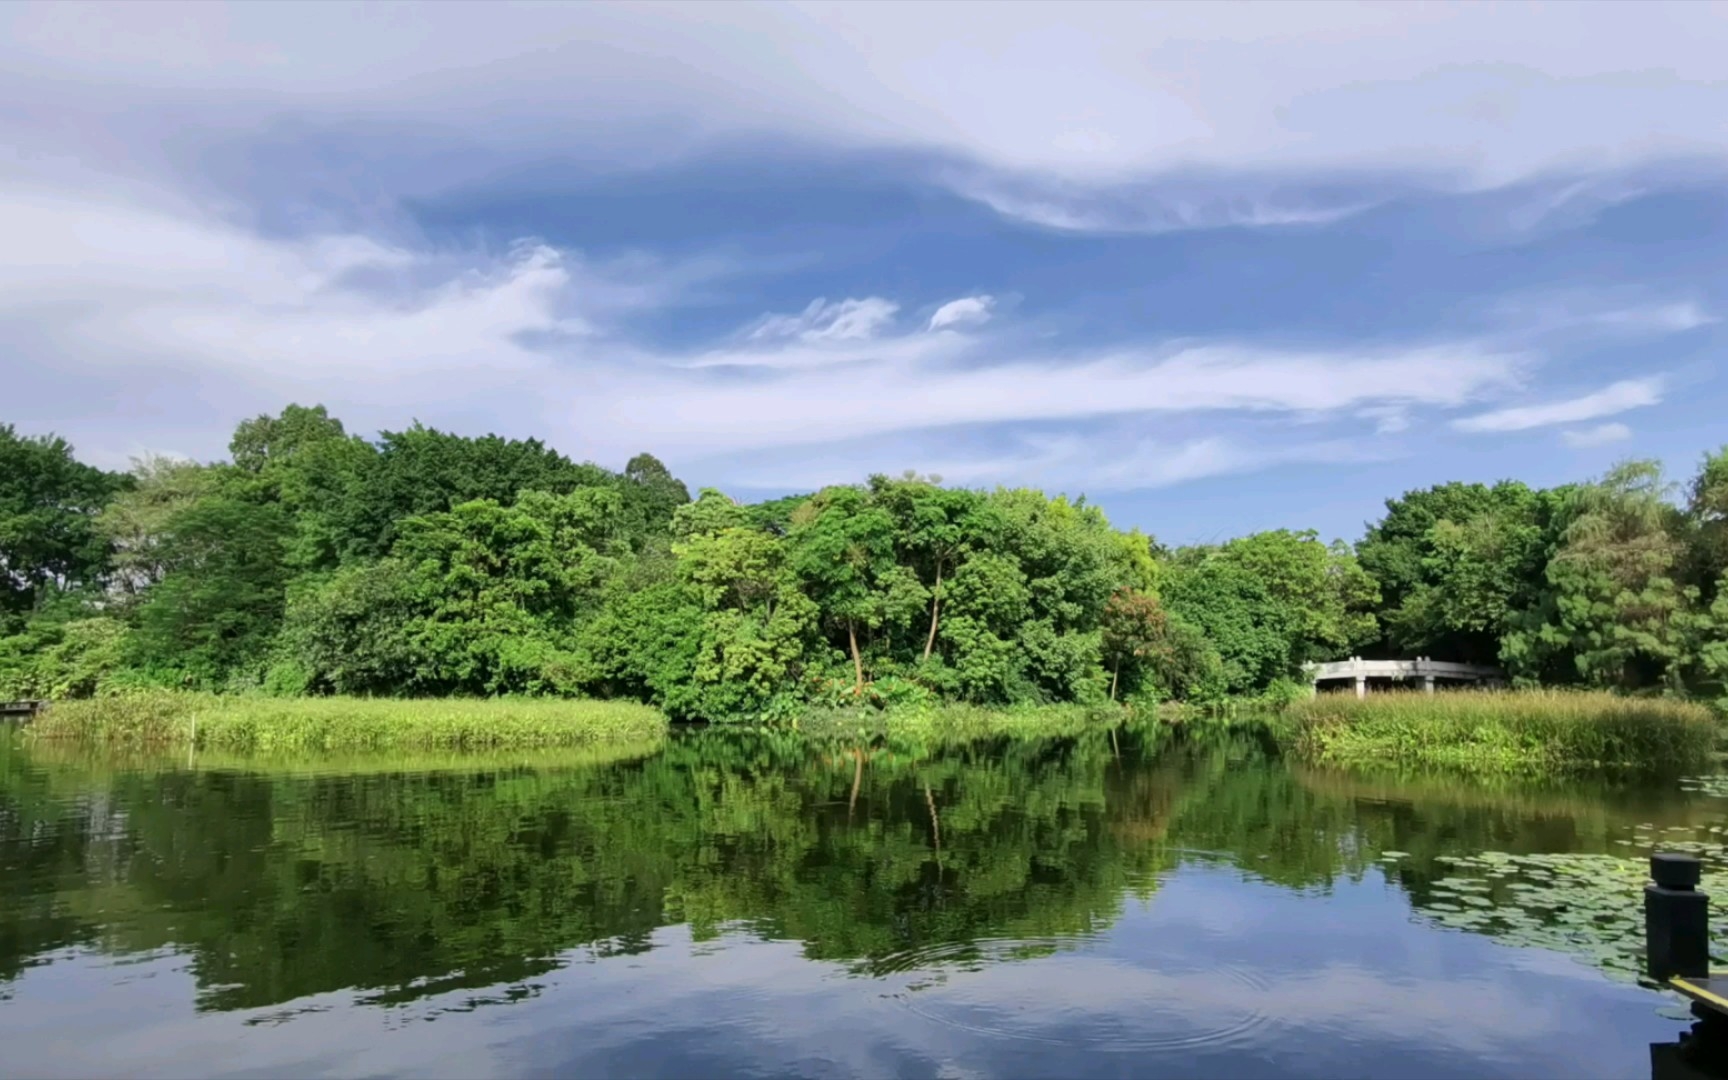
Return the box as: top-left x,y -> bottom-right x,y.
1,405 -> 1724,720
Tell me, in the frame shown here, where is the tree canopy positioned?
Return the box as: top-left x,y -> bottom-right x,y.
1,405 -> 1723,712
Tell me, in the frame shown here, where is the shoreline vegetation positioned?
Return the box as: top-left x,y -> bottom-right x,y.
19,687 -> 1720,775
25,693 -> 668,752
3,406 -> 1725,774
1288,690 -> 1718,774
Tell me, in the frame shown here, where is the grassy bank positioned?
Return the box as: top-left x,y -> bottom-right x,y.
791,702 -> 1130,745
1288,689 -> 1719,774
10,737 -> 668,778
28,693 -> 668,752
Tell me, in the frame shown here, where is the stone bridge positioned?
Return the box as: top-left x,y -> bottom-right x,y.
1303,657 -> 1505,697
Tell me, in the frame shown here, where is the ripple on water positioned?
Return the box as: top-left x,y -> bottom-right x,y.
883,945 -> 1277,1055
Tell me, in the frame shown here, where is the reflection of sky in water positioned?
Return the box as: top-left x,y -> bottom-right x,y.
0,867 -> 1677,1079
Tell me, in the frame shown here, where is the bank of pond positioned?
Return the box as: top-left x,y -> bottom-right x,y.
19,688 -> 1721,775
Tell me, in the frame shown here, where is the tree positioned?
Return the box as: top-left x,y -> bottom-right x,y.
867,475 -> 983,663
1358,481 -> 1545,660
356,424 -> 617,556
95,456 -> 220,604
130,493 -> 292,686
388,490 -> 623,694
1687,446 -> 1728,604
673,526 -> 819,719
0,425 -> 129,624
1163,531 -> 1377,696
788,486 -> 899,695
1100,590 -> 1164,700
1503,461 -> 1694,691
228,404 -> 348,472
623,452 -> 692,534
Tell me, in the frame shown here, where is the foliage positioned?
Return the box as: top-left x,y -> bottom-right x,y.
0,425 -> 129,627
3,404 -> 1726,723
128,490 -> 293,687
1161,530 -> 1376,696
1288,689 -> 1718,773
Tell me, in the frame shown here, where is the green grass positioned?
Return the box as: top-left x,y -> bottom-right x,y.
12,737 -> 667,778
791,702 -> 1127,744
1287,689 -> 1719,774
28,692 -> 669,752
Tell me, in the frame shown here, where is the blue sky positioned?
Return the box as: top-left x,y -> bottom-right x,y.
2,2 -> 1724,544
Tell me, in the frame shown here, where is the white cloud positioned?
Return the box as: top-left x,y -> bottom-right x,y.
1357,406 -> 1412,435
1494,291 -> 1718,339
928,295 -> 994,331
1588,301 -> 1716,333
749,297 -> 898,343
949,171 -> 1388,234
721,431 -> 1378,495
1561,422 -> 1633,448
0,173 -> 1532,484
601,342 -> 1521,463
1451,378 -> 1663,434
3,3 -> 1727,234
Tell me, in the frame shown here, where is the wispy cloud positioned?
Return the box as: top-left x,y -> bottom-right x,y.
945,170 -> 1388,234
928,295 -> 994,331
1561,422 -> 1633,448
1452,378 -> 1664,434
1357,406 -> 1412,435
606,342 -> 1522,462
1494,291 -> 1717,340
748,297 -> 898,343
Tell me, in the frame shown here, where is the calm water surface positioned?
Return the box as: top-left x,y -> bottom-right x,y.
2,723 -> 1724,1079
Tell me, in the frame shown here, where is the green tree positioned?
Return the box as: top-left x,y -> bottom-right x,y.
130,492 -> 293,686
1162,531 -> 1376,696
1358,481 -> 1549,661
0,425 -> 129,624
788,486 -> 899,695
95,456 -> 220,605
868,474 -> 984,663
1503,461 -> 1694,691
228,403 -> 348,472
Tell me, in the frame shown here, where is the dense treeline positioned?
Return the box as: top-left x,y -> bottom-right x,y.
1,406 -> 1724,715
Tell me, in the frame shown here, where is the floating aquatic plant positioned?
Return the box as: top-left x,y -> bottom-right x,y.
1404,848 -> 1728,999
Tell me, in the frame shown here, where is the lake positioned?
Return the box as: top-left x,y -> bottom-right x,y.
1,721 -> 1723,1079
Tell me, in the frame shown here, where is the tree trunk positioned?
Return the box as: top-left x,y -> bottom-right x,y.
921,561 -> 943,662
849,748 -> 863,819
925,783 -> 941,859
1110,659 -> 1120,701
848,618 -> 864,695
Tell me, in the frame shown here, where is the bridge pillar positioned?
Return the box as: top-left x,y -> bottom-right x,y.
1423,675 -> 1435,694
1355,675 -> 1366,699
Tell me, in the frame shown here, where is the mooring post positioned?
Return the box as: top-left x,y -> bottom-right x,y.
1648,853 -> 1711,983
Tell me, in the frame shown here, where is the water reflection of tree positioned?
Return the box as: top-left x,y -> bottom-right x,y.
0,726 -> 1175,1009
0,725 -> 1712,1013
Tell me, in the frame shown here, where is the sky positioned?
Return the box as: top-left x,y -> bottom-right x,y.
2,1 -> 1725,545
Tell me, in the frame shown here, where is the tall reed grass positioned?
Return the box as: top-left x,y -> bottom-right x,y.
793,702 -> 1125,744
28,692 -> 668,752
15,737 -> 667,778
1288,689 -> 1719,773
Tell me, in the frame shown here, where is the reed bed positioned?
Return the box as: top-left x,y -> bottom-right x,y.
28,692 -> 669,752
1287,689 -> 1719,773
13,737 -> 667,778
792,702 -> 1124,744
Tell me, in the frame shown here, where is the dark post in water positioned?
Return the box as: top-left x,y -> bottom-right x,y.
1648,853 -> 1711,983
